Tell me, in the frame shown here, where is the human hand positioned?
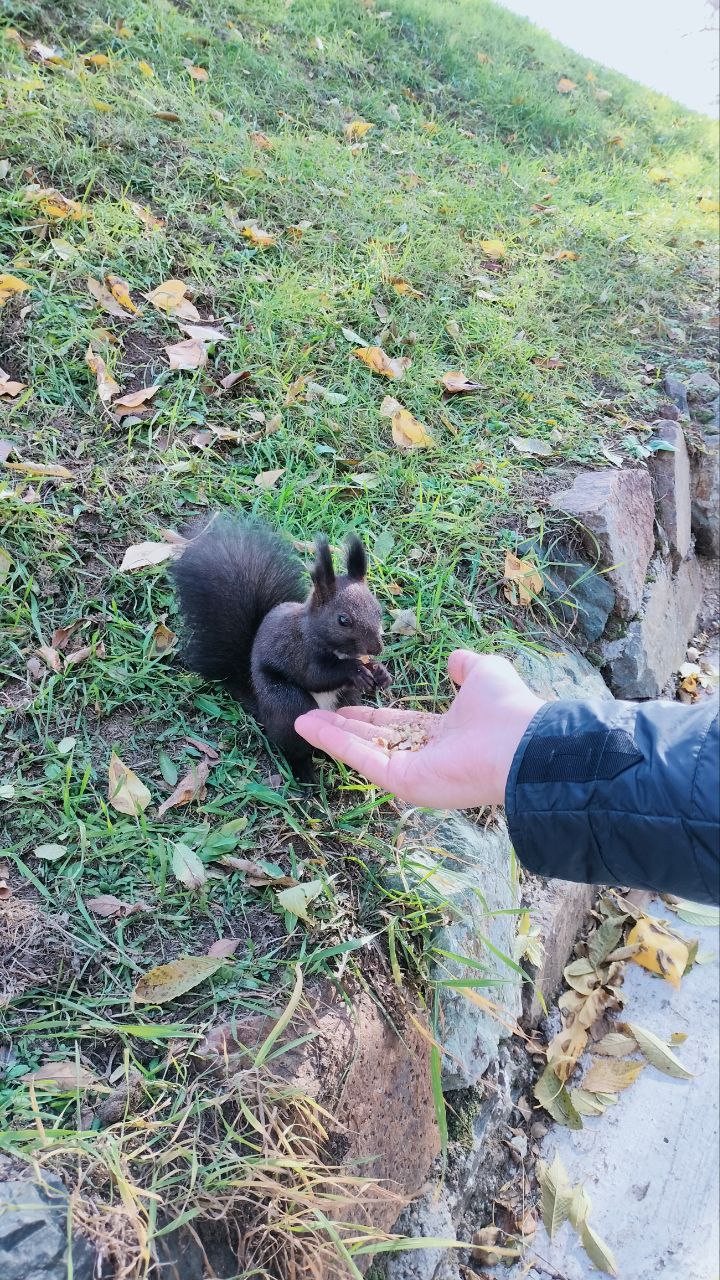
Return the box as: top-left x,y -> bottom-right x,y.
295,649 -> 544,808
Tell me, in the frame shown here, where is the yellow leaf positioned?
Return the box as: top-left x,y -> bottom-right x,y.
85,345 -> 120,403
550,249 -> 580,261
112,386 -> 162,417
108,751 -> 151,815
84,52 -> 110,67
30,188 -> 84,221
698,197 -> 720,213
391,276 -> 424,298
242,225 -> 277,247
91,99 -> 112,112
153,111 -> 181,122
146,278 -> 200,321
116,21 -> 132,37
582,1056 -> 645,1094
158,759 -> 209,818
441,370 -> 483,393
138,60 -> 154,77
4,460 -> 73,479
379,395 -> 434,450
353,346 -> 411,380
165,337 -> 207,370
344,119 -> 374,141
133,956 -> 225,1005
480,238 -> 505,259
626,917 -> 688,989
87,276 -> 134,319
119,539 -> 179,570
0,273 -> 30,308
503,550 -> 543,607
648,167 -> 672,183
152,622 -> 176,653
187,64 -> 209,81
105,273 -> 139,314
557,77 -> 578,93
128,200 -> 165,231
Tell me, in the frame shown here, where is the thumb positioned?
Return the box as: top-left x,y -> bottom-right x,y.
447,649 -> 484,686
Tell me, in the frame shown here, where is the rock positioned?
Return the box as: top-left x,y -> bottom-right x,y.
689,422 -> 719,558
550,469 -> 655,619
693,400 -> 720,427
519,539 -> 615,643
647,422 -> 692,566
521,877 -> 596,1024
0,1177 -> 95,1280
514,644 -> 611,702
663,373 -> 689,419
153,1224 -> 208,1280
384,813 -> 521,1090
657,402 -> 680,422
686,370 -> 719,404
602,555 -> 703,698
194,983 -> 440,1251
385,1194 -> 458,1280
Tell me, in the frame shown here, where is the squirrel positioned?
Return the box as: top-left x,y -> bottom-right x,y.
170,517 -> 391,779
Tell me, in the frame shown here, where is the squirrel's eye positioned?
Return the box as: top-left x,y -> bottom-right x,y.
338,613 -> 350,627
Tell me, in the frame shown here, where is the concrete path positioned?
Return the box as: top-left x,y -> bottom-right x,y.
519,909 -> 719,1279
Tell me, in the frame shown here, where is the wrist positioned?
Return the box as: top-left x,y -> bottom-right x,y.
493,696 -> 545,806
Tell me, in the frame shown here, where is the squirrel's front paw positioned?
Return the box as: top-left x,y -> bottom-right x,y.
351,662 -> 377,693
368,661 -> 392,691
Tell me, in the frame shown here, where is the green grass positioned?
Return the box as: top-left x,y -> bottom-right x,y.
0,0 -> 717,1273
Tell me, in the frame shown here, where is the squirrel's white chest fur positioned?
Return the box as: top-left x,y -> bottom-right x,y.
310,688 -> 343,711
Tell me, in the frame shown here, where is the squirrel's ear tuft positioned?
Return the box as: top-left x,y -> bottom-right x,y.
346,534 -> 367,581
310,536 -> 336,603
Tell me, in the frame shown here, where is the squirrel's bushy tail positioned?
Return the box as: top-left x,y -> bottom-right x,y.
171,518 -> 307,703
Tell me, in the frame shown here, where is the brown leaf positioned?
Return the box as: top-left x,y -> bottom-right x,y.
146,279 -> 200,322
250,130 -> 273,150
21,1061 -> 99,1091
0,862 -> 10,901
153,111 -> 180,122
220,370 -> 251,391
284,374 -> 307,404
184,736 -> 219,761
582,1056 -> 645,1093
220,856 -> 298,888
187,64 -> 209,81
179,323 -> 227,342
353,346 -> 411,380
133,956 -> 225,1005
157,758 -> 209,818
503,550 -> 543,606
152,622 -> 176,653
37,645 -> 62,673
441,370 -> 483,393
547,1022 -> 588,1082
128,200 -> 165,231
208,937 -> 240,958
255,467 -> 285,489
64,645 -> 92,670
379,396 -> 434,450
550,249 -> 580,262
3,460 -> 74,479
112,385 -> 161,417
85,345 -> 120,403
557,77 -> 578,93
165,338 -> 207,370
86,894 -> 150,918
119,540 -> 179,571
391,277 -> 423,298
0,375 -> 27,399
108,752 -> 151,815
87,276 -> 134,319
532,356 -> 564,369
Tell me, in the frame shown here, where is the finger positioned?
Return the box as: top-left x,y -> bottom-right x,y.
338,705 -> 428,727
447,649 -> 483,685
296,709 -> 384,743
294,712 -> 394,788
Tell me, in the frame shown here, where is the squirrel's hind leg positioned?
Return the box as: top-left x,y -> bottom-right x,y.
255,680 -> 318,782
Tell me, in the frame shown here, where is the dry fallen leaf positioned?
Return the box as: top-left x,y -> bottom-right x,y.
128,200 -> 165,231
557,77 -> 578,93
626,917 -> 689,989
698,196 -> 720,213
547,1022 -> 588,1083
21,1061 -> 99,1091
480,238 -> 506,259
391,277 -> 424,298
344,120 -> 374,141
85,345 -> 120,403
37,645 -> 62,673
441,370 -> 483,393
250,130 -> 273,150
0,373 -> 27,399
550,249 -> 580,262
153,110 -> 180,122
26,187 -> 84,220
112,385 -> 161,417
105,273 -> 139,314
503,550 -> 543,606
532,356 -> 564,369
255,467 -> 285,490
165,337 -> 207,371
242,225 -> 278,247
648,167 -> 672,184
108,751 -> 151,816
119,540 -> 180,571
157,759 -> 209,818
353,346 -> 411,380
146,279 -> 200,322
220,856 -> 298,888
137,59 -> 154,77
208,937 -> 240,958
510,435 -> 553,457
86,894 -> 150,918
133,956 -> 225,1004
179,323 -> 227,342
152,622 -> 176,653
284,374 -> 307,405
187,63 -> 209,81
4,460 -> 74,479
537,1152 -> 573,1238
0,273 -> 30,308
582,1056 -> 645,1094
87,276 -> 135,320
64,645 -> 92,670
379,395 -> 434,450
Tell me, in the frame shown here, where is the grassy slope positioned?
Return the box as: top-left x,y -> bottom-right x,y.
0,0 -> 718,1272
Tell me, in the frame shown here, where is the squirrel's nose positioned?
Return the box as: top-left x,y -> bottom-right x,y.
368,633 -> 382,656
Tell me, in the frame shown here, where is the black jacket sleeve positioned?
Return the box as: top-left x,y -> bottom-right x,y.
505,697 -> 719,905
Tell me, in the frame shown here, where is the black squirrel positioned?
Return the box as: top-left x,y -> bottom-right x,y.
171,517 -> 391,779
